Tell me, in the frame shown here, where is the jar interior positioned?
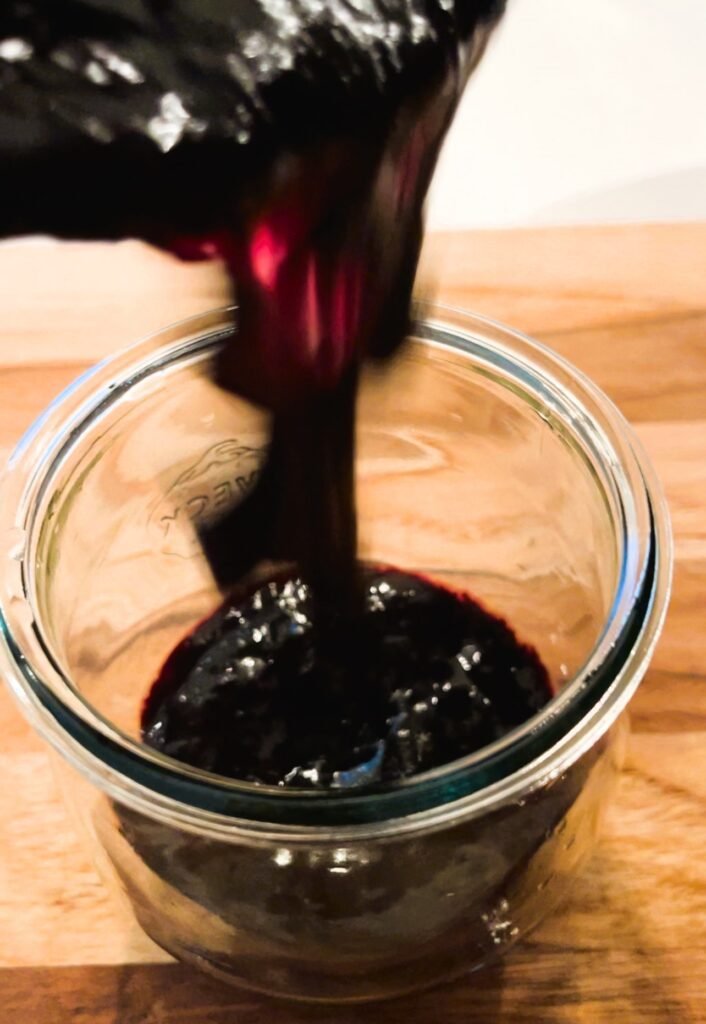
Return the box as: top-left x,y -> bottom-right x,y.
32,324 -> 620,750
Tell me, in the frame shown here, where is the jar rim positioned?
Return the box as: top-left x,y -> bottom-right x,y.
0,304 -> 672,834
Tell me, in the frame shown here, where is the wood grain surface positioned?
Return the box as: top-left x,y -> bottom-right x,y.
0,224 -> 704,1022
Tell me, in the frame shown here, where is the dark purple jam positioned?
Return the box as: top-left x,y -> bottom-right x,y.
0,1 -> 504,407
0,0 -> 506,604
142,567 -> 552,789
5,4 -> 523,790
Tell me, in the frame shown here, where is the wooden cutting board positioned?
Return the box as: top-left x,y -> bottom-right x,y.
0,224 -> 705,1023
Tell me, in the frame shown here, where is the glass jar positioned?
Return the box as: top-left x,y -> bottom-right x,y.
0,306 -> 671,1002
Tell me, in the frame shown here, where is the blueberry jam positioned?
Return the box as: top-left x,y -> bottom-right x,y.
2,1 -> 534,792
142,567 -> 552,789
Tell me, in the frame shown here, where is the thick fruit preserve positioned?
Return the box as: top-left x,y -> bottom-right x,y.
142,567 -> 552,788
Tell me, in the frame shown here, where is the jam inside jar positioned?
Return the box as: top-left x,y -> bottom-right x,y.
141,566 -> 553,789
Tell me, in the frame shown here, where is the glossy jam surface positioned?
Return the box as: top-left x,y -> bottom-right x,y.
0,1 -> 504,240
142,568 -> 552,789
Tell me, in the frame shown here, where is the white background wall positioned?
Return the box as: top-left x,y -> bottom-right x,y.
428,0 -> 706,229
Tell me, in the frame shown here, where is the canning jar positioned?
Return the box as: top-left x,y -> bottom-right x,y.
0,306 -> 671,1001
